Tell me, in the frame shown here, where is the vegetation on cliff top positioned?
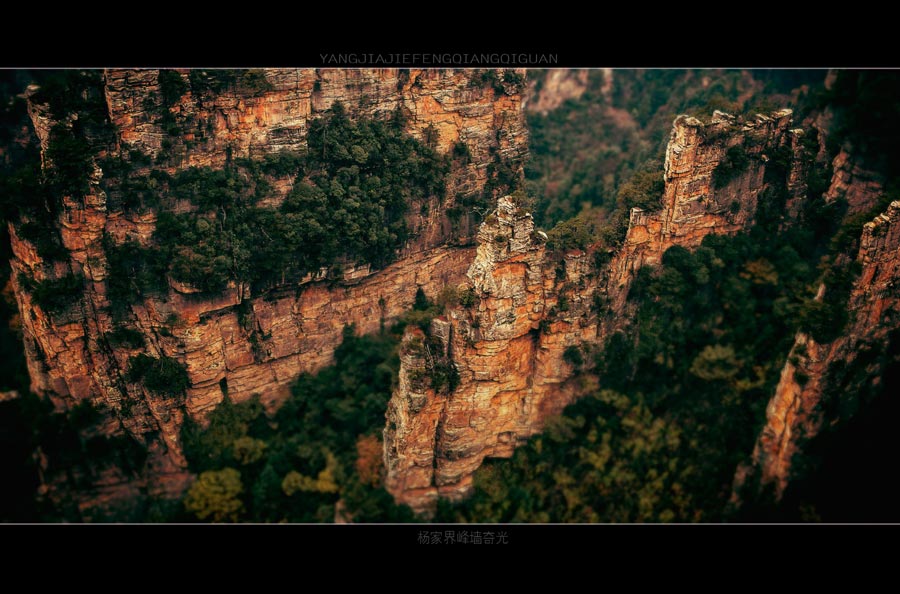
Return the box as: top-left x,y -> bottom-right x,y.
528,69 -> 824,239
545,162 -> 665,254
103,102 -> 448,298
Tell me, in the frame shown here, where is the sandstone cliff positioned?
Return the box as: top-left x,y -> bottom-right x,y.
385,109 -> 802,515
13,65 -> 860,521
604,110 -> 801,321
823,147 -> 885,216
10,68 -> 527,515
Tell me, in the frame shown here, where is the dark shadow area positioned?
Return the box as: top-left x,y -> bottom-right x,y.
777,331 -> 900,522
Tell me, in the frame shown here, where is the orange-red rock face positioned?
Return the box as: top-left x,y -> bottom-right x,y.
385,111 -> 801,515
15,63 -> 838,520
605,110 -> 799,319
385,196 -> 596,514
11,69 -> 526,513
104,69 -> 528,167
824,148 -> 884,216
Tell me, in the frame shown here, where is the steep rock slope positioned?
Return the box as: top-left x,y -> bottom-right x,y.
10,69 -> 527,515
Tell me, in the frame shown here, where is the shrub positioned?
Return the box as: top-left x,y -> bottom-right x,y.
458,287 -> 477,308
16,220 -> 69,261
547,216 -> 594,251
472,69 -> 503,94
451,141 -> 471,164
563,344 -> 584,368
509,188 -> 535,212
355,434 -> 383,488
501,70 -> 526,93
184,468 -> 244,522
126,354 -> 190,395
237,70 -> 273,96
232,436 -> 266,465
103,238 -> 169,317
799,261 -> 858,344
436,285 -> 459,310
282,451 -> 339,495
430,360 -> 460,393
23,272 -> 83,314
396,309 -> 436,334
617,168 -> 665,213
422,124 -> 440,148
68,400 -> 102,429
259,151 -> 305,177
413,287 -> 431,311
157,70 -> 188,107
181,395 -> 266,473
104,326 -> 145,349
113,174 -> 163,213
45,124 -> 94,196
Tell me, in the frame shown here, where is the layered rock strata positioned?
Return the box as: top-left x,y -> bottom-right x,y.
10,68 -> 526,512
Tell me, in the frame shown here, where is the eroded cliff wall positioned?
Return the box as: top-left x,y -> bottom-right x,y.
10,69 -> 527,515
14,66 -> 867,521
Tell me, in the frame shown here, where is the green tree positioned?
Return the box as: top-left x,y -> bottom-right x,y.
440,389 -> 690,523
712,146 -> 750,188
616,168 -> 664,212
282,451 -> 340,496
181,395 -> 265,473
179,327 -> 411,522
140,103 -> 449,297
184,468 -> 245,522
689,345 -> 741,382
546,215 -> 595,251
232,436 -> 266,465
45,124 -> 94,196
413,287 -> 430,311
21,272 -> 83,314
157,70 -> 187,107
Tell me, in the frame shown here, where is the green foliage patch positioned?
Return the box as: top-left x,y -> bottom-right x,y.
179,326 -> 415,522
104,103 -> 448,300
126,354 -> 190,396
